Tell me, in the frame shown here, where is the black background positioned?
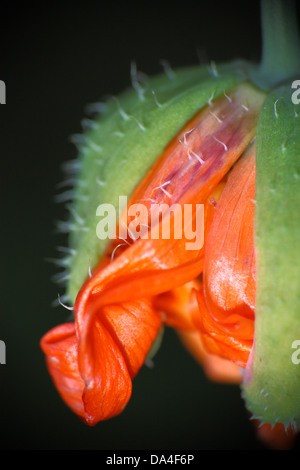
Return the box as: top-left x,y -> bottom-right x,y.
1,0 -> 299,450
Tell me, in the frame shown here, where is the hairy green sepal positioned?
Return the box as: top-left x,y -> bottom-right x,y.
242,86 -> 300,428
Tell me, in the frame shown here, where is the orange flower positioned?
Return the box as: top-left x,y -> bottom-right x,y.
41,83 -> 266,425
41,2 -> 300,450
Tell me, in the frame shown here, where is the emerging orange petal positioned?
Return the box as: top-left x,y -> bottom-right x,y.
253,421 -> 297,450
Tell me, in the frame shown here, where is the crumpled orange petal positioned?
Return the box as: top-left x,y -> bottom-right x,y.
41,300 -> 161,425
193,287 -> 252,367
79,313 -> 132,425
193,145 -> 256,367
41,320 -> 133,425
204,144 -> 256,318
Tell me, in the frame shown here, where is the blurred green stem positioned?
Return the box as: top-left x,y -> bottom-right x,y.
259,0 -> 300,88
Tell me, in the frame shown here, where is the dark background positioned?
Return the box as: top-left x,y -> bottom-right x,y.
1,0 -> 299,450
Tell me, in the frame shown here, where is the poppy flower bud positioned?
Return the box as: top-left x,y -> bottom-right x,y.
41,0 -> 300,441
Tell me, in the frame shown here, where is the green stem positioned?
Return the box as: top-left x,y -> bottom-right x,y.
259,0 -> 300,88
